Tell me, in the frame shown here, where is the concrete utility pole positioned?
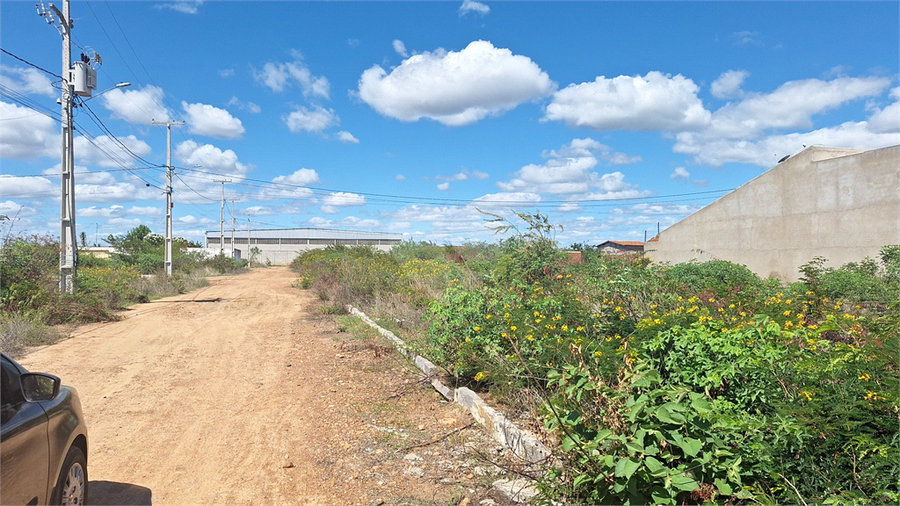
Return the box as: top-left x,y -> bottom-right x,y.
38,0 -> 77,293
152,120 -> 184,276
230,199 -> 236,259
214,179 -> 231,254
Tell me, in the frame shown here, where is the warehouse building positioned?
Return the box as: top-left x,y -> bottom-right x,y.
204,228 -> 404,265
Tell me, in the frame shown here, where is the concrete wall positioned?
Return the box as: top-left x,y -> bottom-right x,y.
647,145 -> 900,282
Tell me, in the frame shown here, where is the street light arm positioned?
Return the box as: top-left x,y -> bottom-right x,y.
75,82 -> 130,105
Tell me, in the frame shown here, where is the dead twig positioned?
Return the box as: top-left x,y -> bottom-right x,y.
402,422 -> 476,451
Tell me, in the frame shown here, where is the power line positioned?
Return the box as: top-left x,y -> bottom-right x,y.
0,48 -> 61,78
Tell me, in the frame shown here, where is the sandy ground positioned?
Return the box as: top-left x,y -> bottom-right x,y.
18,267 -> 520,506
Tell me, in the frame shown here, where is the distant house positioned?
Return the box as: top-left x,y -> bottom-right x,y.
597,240 -> 644,254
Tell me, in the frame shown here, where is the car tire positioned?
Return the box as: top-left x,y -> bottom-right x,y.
51,445 -> 88,506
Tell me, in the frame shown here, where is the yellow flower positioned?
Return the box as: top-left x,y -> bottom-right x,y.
510,326 -> 517,331
800,391 -> 813,401
474,371 -> 486,381
485,314 -> 492,319
783,310 -> 791,317
593,351 -> 603,357
473,326 -> 481,332
465,337 -> 471,343
858,373 -> 871,381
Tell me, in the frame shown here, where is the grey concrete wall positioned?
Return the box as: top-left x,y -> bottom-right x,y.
647,145 -> 900,282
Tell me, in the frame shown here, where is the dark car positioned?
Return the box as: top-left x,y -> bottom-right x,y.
1,352 -> 88,505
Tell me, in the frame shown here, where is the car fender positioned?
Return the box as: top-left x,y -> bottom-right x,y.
43,386 -> 88,500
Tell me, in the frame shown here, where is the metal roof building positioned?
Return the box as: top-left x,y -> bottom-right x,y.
204,228 -> 404,265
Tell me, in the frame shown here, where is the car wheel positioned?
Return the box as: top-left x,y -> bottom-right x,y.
51,446 -> 88,506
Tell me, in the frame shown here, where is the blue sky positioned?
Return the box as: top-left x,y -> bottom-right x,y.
2,1 -> 898,247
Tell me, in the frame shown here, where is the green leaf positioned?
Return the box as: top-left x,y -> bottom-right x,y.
671,473 -> 699,492
644,456 -> 668,477
615,457 -> 640,479
714,478 -> 733,496
677,437 -> 703,457
656,405 -> 686,424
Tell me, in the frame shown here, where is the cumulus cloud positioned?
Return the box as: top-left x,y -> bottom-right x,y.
674,75 -> 896,166
283,105 -> 339,134
74,134 -> 152,168
219,69 -> 235,78
358,40 -> 555,126
676,121 -> 900,167
339,216 -> 381,229
336,131 -> 359,144
711,70 -> 749,99
459,0 -> 490,16
670,167 -> 691,180
182,101 -> 245,139
544,71 -> 710,132
393,40 -> 408,58
253,52 -> 330,99
101,85 -> 171,125
321,192 -> 366,214
0,101 -> 57,159
0,65 -> 55,96
867,86 -> 900,134
175,140 -> 253,184
437,182 -> 450,191
273,168 -> 320,186
257,168 -> 320,201
0,175 -> 55,199
496,138 -> 650,200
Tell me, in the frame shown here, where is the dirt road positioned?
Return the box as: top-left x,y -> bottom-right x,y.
19,267 -> 516,505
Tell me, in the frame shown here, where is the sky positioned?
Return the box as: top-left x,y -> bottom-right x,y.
1,0 -> 898,248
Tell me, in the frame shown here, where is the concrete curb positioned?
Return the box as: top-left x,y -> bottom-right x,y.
347,306 -> 552,470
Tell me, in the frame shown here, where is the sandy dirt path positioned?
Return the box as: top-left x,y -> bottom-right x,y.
19,267 -> 516,506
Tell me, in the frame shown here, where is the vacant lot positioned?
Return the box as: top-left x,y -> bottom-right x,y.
19,267 -> 516,505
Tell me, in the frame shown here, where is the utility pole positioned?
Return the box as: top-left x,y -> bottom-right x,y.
247,217 -> 252,267
214,179 -> 231,254
39,0 -> 92,293
152,120 -> 183,276
230,199 -> 236,259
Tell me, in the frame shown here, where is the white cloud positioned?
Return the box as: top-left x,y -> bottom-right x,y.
544,71 -> 710,132
227,96 -> 261,114
393,40 -> 408,58
674,76 -> 896,166
339,216 -> 381,229
218,69 -> 235,78
182,101 -> 245,139
273,168 -> 320,186
731,31 -> 761,46
670,167 -> 690,180
283,105 -> 339,134
0,65 -> 55,97
676,121 -> 900,167
711,70 -> 748,99
101,85 -> 171,125
253,53 -> 330,99
867,87 -> 899,134
155,1 -> 203,14
175,140 -> 253,182
395,174 -> 406,181
459,0 -> 490,16
704,76 -> 890,140
258,168 -> 320,201
358,40 -> 555,126
74,134 -> 153,168
496,138 -> 650,201
336,131 -> 359,144
323,192 -> 366,207
0,101 -> 57,159
0,175 -> 55,199
437,182 -> 451,191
